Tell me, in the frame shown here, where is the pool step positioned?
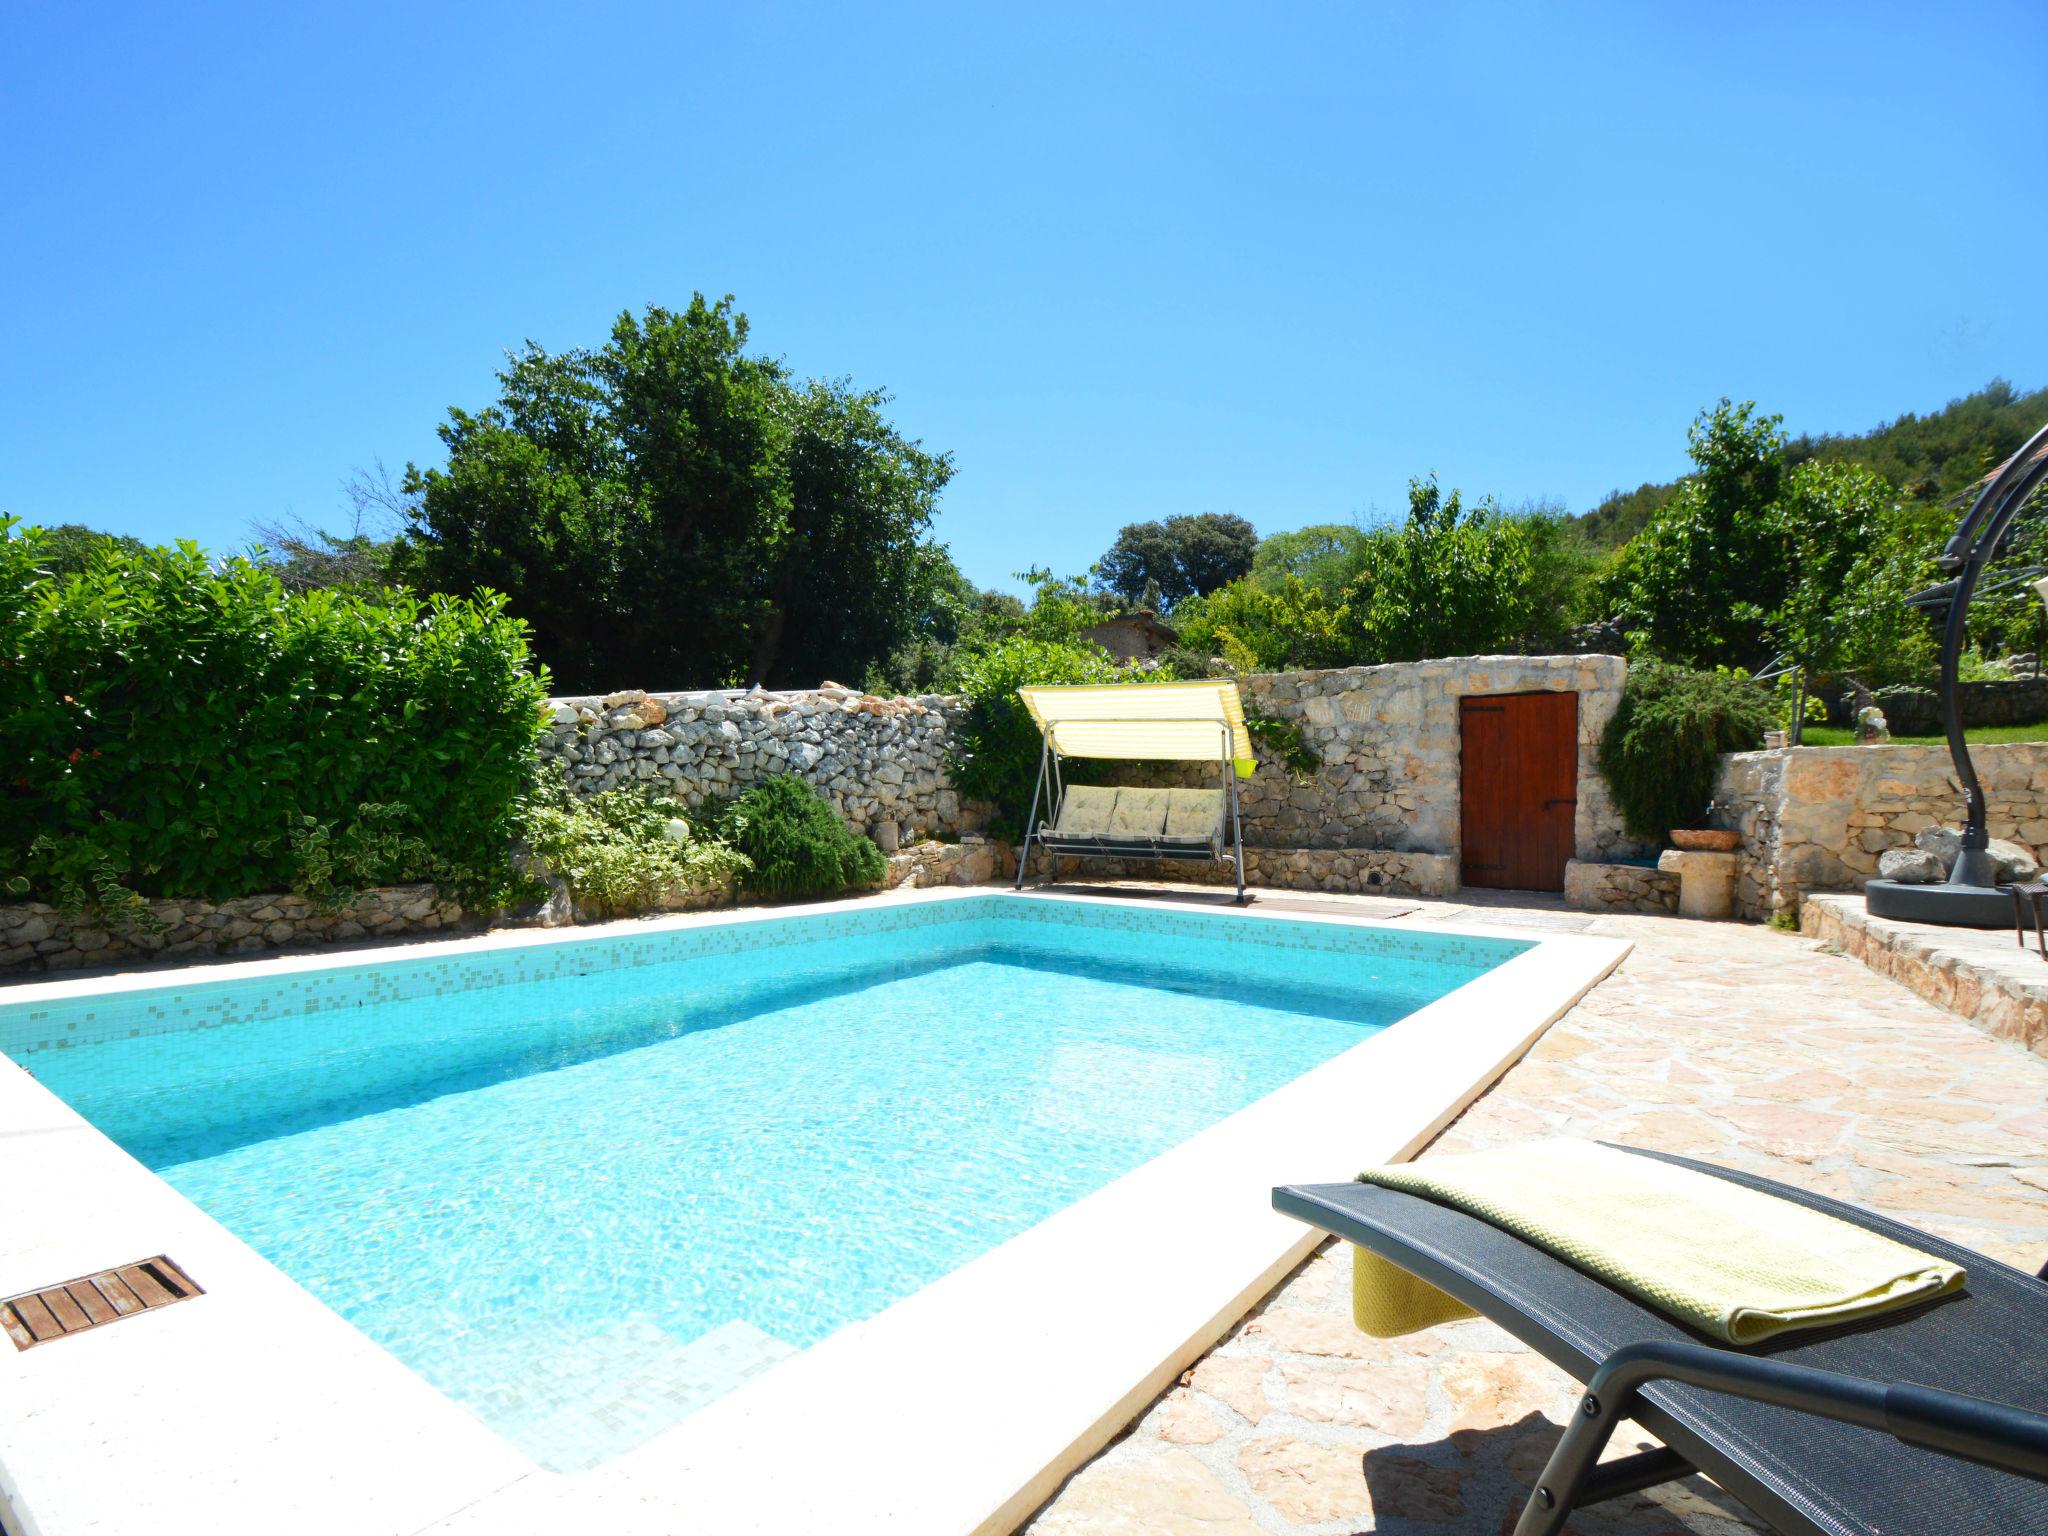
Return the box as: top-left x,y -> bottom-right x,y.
458,1316 -> 798,1472
1,1255 -> 203,1348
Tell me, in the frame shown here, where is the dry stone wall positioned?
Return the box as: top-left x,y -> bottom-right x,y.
1563,859 -> 1679,915
1713,743 -> 2048,918
538,685 -> 986,846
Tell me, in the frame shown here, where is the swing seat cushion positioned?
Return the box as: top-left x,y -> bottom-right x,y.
1161,789 -> 1224,840
1106,787 -> 1170,836
1052,786 -> 1120,835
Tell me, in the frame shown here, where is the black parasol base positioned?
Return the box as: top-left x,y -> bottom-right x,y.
1864,877 -> 2014,929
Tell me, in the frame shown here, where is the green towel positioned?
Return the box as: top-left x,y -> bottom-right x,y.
1352,1139 -> 1965,1345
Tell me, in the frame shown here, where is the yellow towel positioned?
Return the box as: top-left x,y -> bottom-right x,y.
1351,1139 -> 1965,1345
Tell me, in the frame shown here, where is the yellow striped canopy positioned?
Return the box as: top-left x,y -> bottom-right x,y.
1017,681 -> 1256,777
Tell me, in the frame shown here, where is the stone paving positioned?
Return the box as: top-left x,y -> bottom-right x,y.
1024,894 -> 2048,1536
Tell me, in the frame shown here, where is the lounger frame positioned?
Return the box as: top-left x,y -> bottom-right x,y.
1012,719 -> 1247,902
1274,1147 -> 2048,1536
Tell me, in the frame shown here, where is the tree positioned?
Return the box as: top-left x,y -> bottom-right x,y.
1174,574 -> 1353,672
19,523 -> 148,580
1095,513 -> 1257,607
1771,460 -> 1922,682
250,462 -> 408,592
399,297 -> 952,691
1248,523 -> 1371,596
1340,475 -> 1578,662
1602,400 -> 1791,667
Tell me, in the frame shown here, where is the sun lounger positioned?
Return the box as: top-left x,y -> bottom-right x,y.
1273,1146 -> 2048,1536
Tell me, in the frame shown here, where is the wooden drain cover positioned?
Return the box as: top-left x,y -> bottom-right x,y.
2,1257 -> 202,1349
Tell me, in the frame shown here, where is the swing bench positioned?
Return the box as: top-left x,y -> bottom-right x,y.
1011,681 -> 1255,903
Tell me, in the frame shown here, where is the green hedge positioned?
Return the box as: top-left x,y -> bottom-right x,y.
1598,660 -> 1770,841
0,518 -> 550,917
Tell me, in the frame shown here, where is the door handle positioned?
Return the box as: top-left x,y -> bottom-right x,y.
1543,798 -> 1573,809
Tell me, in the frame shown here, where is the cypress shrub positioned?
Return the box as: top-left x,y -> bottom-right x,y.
718,774 -> 886,898
1598,660 -> 1771,841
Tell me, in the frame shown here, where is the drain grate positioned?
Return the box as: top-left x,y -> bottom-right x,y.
1,1257 -> 203,1349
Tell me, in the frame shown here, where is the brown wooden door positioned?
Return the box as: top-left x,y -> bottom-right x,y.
1460,692 -> 1577,891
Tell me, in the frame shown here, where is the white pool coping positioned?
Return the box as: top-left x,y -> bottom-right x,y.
0,886 -> 1629,1536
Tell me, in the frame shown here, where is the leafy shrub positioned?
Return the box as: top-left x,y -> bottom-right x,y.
717,775 -> 886,898
1173,576 -> 1352,673
0,519 -> 549,920
521,784 -> 749,918
1243,707 -> 1318,783
946,634 -> 1123,832
1598,660 -> 1771,841
1340,478 -> 1590,663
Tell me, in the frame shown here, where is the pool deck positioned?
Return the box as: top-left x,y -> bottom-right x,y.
1024,887 -> 2048,1536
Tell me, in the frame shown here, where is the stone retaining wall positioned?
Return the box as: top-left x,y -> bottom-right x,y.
1563,859 -> 1679,915
0,841 -> 1006,976
1118,654 -> 1648,867
1033,847 -> 1460,898
1802,893 -> 2048,1058
538,685 -> 988,847
0,885 -> 470,974
883,837 -> 1005,890
1713,743 -> 2048,918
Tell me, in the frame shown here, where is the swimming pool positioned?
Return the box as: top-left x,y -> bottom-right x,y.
0,894 -> 1526,1475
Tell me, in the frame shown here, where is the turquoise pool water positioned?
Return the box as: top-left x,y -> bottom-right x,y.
2,897 -> 1522,1471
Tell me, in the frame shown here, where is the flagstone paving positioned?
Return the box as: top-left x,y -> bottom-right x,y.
1024,897 -> 2048,1536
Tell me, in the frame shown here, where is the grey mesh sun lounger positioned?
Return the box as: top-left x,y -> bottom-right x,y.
1274,1146 -> 2048,1536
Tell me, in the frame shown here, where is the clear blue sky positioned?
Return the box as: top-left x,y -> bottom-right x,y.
4,2 -> 2043,594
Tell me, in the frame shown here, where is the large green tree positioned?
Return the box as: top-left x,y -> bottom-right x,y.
398,297 -> 952,691
1602,400 -> 1791,667
1095,512 -> 1257,607
1604,399 -> 1949,681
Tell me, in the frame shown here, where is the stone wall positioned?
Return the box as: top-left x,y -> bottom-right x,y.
1713,743 -> 2048,918
1034,847 -> 1460,898
537,685 -> 987,847
0,885 -> 470,974
884,837 -> 1005,890
1836,678 -> 2048,735
1119,654 -> 1647,868
1563,859 -> 1679,915
544,659 -> 1645,881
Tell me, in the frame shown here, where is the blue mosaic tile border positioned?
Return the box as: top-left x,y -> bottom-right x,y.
1000,897 -> 1529,972
0,894 -> 1529,1060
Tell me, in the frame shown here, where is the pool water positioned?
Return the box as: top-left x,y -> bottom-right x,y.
5,898 -> 1519,1471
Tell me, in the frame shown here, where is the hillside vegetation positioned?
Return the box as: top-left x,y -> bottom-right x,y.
1570,379 -> 2048,551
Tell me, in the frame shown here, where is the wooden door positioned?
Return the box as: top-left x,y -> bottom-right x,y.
1460,692 -> 1577,891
